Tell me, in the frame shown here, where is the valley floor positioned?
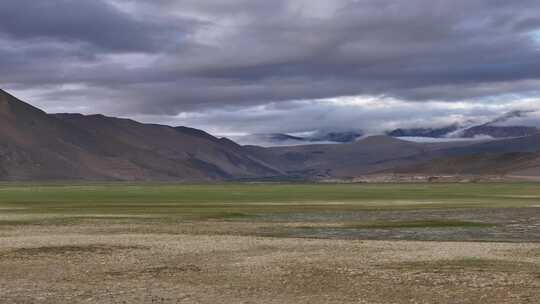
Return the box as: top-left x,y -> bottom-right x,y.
1,183 -> 540,303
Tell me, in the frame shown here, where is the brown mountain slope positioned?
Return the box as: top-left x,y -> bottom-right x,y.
0,90 -> 280,181
385,136 -> 540,177
53,113 -> 281,179
391,152 -> 540,176
0,89 -> 111,180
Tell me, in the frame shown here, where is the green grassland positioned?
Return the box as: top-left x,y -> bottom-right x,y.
297,220 -> 496,230
0,183 -> 539,223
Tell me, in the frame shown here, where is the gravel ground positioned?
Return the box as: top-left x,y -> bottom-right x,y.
1,223 -> 540,304
259,207 -> 540,242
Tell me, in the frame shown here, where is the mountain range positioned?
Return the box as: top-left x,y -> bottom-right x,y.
1,89 -> 540,181
244,110 -> 540,146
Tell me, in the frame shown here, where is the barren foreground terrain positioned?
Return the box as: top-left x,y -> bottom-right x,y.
2,226 -> 540,304
1,183 -> 540,303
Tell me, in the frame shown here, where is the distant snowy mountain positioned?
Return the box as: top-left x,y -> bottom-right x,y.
458,110 -> 539,138
387,110 -> 540,140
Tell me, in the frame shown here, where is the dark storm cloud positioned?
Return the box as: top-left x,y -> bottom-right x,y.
1,0 -> 540,134
0,0 -> 198,52
169,0 -> 540,101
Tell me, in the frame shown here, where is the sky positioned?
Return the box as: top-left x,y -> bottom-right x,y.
1,0 -> 540,141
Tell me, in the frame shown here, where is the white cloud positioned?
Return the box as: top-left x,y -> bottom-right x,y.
126,95 -> 540,141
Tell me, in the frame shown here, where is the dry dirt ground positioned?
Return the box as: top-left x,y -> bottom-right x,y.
1,223 -> 540,304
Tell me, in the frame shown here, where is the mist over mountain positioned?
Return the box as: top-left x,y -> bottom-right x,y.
387,125 -> 460,139
234,130 -> 364,147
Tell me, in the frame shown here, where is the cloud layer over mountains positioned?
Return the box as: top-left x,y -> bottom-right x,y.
1,0 -> 540,136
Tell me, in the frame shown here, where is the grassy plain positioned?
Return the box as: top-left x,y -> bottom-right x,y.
1,182 -> 540,303
1,182 -> 539,219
